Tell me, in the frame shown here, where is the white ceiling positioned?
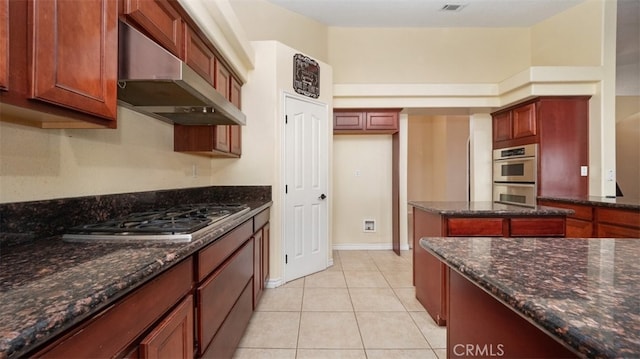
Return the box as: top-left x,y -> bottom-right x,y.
265,0 -> 584,28
266,0 -> 639,95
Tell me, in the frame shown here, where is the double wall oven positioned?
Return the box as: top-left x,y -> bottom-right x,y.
493,144 -> 538,207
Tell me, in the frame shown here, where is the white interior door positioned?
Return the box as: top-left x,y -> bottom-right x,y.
283,94 -> 329,283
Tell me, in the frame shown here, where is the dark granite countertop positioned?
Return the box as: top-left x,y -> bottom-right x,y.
0,201 -> 271,359
408,201 -> 574,217
538,195 -> 640,211
420,236 -> 640,359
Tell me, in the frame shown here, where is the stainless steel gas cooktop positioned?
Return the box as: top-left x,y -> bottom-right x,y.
63,204 -> 250,243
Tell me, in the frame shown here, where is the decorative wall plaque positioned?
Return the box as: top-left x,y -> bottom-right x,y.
293,53 -> 320,98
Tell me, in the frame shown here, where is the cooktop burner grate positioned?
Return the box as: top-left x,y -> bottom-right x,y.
63,203 -> 249,242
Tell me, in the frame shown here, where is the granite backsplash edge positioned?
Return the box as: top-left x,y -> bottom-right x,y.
0,185 -> 271,245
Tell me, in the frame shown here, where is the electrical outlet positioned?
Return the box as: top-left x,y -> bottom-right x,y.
580,166 -> 588,176
606,169 -> 615,182
355,170 -> 361,177
192,164 -> 198,178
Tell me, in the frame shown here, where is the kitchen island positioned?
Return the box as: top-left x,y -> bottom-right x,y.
420,236 -> 640,359
409,201 -> 574,325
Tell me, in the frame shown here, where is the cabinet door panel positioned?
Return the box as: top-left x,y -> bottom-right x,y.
123,0 -> 182,57
512,103 -> 537,139
253,229 -> 263,308
334,112 -> 365,130
30,0 -> 117,120
262,223 -> 270,287
215,59 -> 231,98
140,295 -> 194,359
366,111 -> 398,131
0,0 -> 8,91
184,26 -> 215,84
493,111 -> 512,142
214,125 -> 231,152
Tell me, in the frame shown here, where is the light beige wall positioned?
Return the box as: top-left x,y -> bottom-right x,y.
333,135 -> 393,249
0,108 -> 215,203
229,0 -> 329,63
221,41 -> 333,285
531,0 -> 602,66
407,115 -> 469,202
616,96 -> 640,199
328,27 -> 531,84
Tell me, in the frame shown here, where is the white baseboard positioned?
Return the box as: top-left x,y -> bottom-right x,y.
265,277 -> 283,288
332,243 -> 411,251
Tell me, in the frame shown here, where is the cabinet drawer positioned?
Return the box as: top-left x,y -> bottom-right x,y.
447,218 -> 504,236
34,258 -> 193,358
510,217 -> 565,237
538,200 -> 593,221
254,208 -> 270,232
596,208 -> 640,229
197,219 -> 253,281
202,280 -> 253,359
197,239 -> 254,356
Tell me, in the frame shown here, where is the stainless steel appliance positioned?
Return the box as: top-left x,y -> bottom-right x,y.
63,204 -> 250,242
117,22 -> 246,126
493,144 -> 538,207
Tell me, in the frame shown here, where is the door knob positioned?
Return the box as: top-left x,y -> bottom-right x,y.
319,193 -> 327,200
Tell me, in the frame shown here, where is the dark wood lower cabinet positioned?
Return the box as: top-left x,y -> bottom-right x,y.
197,239 -> 254,357
448,269 -> 577,358
139,295 -> 194,359
33,258 -> 194,358
412,208 -> 566,326
538,199 -> 640,238
202,280 -> 254,359
30,210 -> 271,359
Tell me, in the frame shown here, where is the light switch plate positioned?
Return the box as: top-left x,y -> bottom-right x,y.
580,166 -> 588,176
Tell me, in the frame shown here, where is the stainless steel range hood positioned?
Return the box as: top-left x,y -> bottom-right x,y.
117,22 -> 246,126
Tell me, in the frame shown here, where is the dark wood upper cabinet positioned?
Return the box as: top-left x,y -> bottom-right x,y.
184,25 -> 215,85
1,0 -> 117,127
29,0 -> 118,121
492,96 -> 590,197
0,0 -> 8,91
230,77 -> 242,155
122,0 -> 183,58
512,103 -> 536,139
492,103 -> 537,146
334,109 -> 399,134
492,111 -> 512,142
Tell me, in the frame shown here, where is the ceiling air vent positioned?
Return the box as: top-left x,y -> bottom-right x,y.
440,4 -> 466,12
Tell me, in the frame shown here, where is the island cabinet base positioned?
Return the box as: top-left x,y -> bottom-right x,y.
447,268 -> 577,359
412,207 -> 567,327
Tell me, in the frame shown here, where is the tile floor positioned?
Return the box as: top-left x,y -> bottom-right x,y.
234,250 -> 447,359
